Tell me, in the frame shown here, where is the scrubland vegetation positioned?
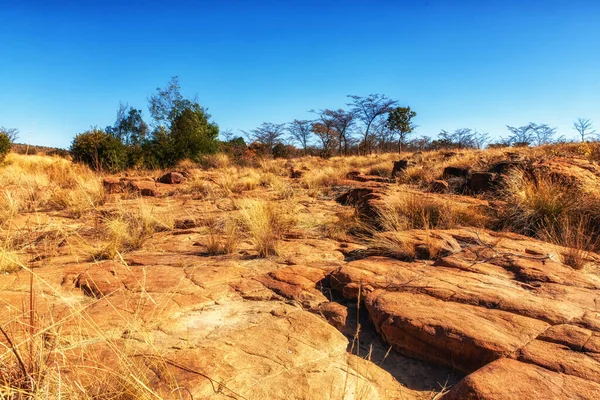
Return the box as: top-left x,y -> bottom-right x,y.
1,137 -> 600,398
2,78 -> 600,399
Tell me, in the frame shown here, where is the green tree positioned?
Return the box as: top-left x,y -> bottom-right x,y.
0,132 -> 10,162
145,77 -> 219,167
71,128 -> 128,172
170,105 -> 219,161
387,106 -> 417,152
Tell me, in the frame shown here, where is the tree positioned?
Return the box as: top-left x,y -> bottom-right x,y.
0,132 -> 10,162
311,118 -> 337,157
505,123 -> 557,146
148,76 -> 194,128
288,119 -> 313,155
387,106 -> 417,153
169,104 -> 219,162
438,128 -> 477,149
145,77 -> 219,167
573,118 -> 596,142
505,123 -> 536,146
70,128 -> 128,172
244,122 -> 286,150
347,94 -> 397,154
473,130 -> 490,149
323,109 -> 354,155
0,127 -> 19,143
532,124 -> 557,146
106,104 -> 149,147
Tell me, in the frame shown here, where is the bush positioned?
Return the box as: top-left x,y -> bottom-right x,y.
0,133 -> 10,162
71,128 -> 128,172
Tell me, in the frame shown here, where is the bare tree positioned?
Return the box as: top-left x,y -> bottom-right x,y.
288,119 -> 313,155
438,128 -> 477,149
532,124 -> 557,146
310,112 -> 337,157
505,123 -> 536,146
221,128 -> 235,142
347,94 -> 397,154
573,118 -> 596,142
324,109 -> 354,155
0,127 -> 19,143
243,122 -> 286,149
473,130 -> 490,149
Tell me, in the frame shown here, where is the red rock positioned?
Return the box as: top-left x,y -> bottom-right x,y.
158,172 -> 185,184
442,358 -> 600,400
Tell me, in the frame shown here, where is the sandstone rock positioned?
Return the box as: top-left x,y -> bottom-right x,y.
127,180 -> 158,196
392,159 -> 411,177
468,171 -> 497,193
336,187 -> 384,220
442,358 -> 600,400
290,168 -> 303,179
489,160 -> 525,175
102,177 -> 125,194
366,290 -> 548,373
443,166 -> 469,178
429,179 -> 449,193
158,172 -> 185,184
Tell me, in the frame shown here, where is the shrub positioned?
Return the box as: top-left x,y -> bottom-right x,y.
238,199 -> 293,257
0,132 -> 10,162
71,128 -> 128,172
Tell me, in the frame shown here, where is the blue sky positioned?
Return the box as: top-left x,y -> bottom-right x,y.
1,0 -> 599,148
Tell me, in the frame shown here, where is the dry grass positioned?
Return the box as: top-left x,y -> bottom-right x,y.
376,191 -> 488,231
302,167 -> 348,197
238,199 -> 294,257
0,153 -> 104,217
95,200 -> 174,259
0,248 -> 21,273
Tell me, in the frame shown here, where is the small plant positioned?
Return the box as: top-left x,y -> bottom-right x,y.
96,201 -> 174,259
238,199 -> 293,257
0,248 -> 21,273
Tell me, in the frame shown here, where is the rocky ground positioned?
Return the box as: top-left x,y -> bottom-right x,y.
1,147 -> 600,399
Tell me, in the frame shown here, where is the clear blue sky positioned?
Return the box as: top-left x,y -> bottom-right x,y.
1,0 -> 599,148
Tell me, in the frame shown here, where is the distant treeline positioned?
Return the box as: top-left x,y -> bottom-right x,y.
0,77 -> 596,171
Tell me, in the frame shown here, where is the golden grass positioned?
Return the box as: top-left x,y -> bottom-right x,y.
238,199 -> 293,257
376,191 -> 489,231
302,167 -> 349,197
0,153 -> 104,217
95,200 -> 174,259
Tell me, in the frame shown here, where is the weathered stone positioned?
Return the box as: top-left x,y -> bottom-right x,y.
392,159 -> 410,177
442,358 -> 600,400
102,177 -> 125,194
127,180 -> 158,196
443,166 -> 469,178
468,172 -> 497,193
158,172 -> 185,184
429,179 -> 449,193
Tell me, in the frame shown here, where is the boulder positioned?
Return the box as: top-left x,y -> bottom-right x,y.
443,166 -> 469,178
158,172 -> 185,184
127,180 -> 158,196
392,159 -> 411,177
442,358 -> 600,400
429,179 -> 449,193
468,172 -> 497,193
489,160 -> 525,175
102,177 -> 126,194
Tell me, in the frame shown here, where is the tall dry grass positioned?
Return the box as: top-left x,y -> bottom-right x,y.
95,200 -> 174,259
0,153 -> 104,217
238,199 -> 294,257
